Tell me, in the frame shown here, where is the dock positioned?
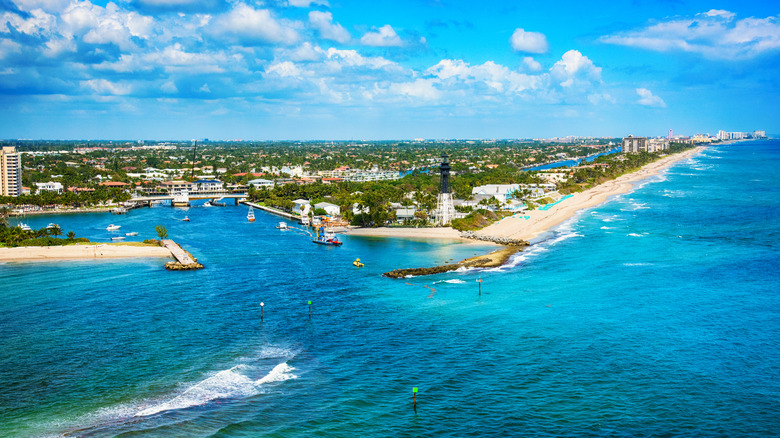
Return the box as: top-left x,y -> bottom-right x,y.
242,201 -> 300,221
162,239 -> 203,270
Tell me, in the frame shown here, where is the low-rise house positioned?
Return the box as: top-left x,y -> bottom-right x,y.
195,179 -> 223,192
292,199 -> 310,215
395,208 -> 417,222
248,178 -> 274,189
35,181 -> 63,194
160,180 -> 193,193
314,202 -> 340,216
471,184 -> 521,203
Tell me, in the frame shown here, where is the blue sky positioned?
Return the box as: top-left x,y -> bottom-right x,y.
0,0 -> 777,140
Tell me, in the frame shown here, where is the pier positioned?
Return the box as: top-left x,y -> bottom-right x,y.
242,201 -> 300,221
162,239 -> 203,270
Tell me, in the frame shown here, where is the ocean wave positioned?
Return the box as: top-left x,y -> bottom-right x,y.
600,226 -> 613,230
623,262 -> 653,266
627,233 -> 644,237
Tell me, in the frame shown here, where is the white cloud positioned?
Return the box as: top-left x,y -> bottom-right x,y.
510,28 -> 548,54
309,11 -> 350,43
522,56 -> 542,72
388,79 -> 441,100
287,0 -> 329,7
601,10 -> 780,59
0,9 -> 58,37
266,61 -> 303,78
360,24 -> 402,47
0,38 -> 23,59
60,1 -> 153,50
549,50 -> 601,88
280,42 -> 326,62
325,48 -> 400,71
81,78 -> 132,95
426,59 -> 542,94
636,88 -> 666,107
212,5 -> 299,45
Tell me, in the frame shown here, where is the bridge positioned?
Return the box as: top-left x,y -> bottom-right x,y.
130,191 -> 248,207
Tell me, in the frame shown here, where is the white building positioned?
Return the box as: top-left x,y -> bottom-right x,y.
292,199 -> 310,215
471,184 -> 521,203
248,178 -> 275,189
35,181 -> 63,194
314,202 -> 340,216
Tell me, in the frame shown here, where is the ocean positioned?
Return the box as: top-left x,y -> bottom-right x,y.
1,140 -> 778,437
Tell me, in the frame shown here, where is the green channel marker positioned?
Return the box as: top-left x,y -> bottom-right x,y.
413,387 -> 418,393
308,300 -> 311,305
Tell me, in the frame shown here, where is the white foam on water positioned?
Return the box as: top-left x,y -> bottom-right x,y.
600,226 -> 613,230
627,233 -> 644,237
623,262 -> 653,266
432,279 -> 467,284
256,362 -> 297,385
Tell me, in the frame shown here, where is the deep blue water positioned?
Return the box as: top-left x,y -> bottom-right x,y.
1,140 -> 779,437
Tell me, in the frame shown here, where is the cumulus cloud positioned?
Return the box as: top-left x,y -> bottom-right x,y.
636,88 -> 666,107
510,28 -> 548,54
601,10 -> 780,59
549,50 -> 601,88
360,24 -> 402,47
309,11 -> 350,43
426,59 -> 542,94
212,5 -> 299,45
522,56 -> 542,72
280,42 -> 326,62
81,78 -> 132,95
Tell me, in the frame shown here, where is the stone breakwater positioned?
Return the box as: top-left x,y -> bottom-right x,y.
383,246 -> 522,278
460,231 -> 529,246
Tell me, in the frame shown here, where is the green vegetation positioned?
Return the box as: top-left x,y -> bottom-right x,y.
451,209 -> 509,231
0,224 -> 87,247
155,225 -> 168,240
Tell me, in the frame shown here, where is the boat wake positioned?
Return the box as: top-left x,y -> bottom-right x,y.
432,279 -> 466,285
134,361 -> 297,417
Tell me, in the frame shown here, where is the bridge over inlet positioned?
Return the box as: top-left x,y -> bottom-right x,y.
131,191 -> 247,207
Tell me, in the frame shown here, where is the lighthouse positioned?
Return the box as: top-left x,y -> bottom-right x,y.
436,154 -> 456,225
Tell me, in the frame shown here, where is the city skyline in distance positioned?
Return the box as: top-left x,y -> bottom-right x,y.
0,0 -> 778,140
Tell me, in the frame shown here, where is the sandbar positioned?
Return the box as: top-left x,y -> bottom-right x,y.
0,243 -> 173,262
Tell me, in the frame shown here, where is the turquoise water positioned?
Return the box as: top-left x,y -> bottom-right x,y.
1,140 -> 779,436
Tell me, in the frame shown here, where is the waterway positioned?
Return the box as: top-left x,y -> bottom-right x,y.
1,140 -> 778,437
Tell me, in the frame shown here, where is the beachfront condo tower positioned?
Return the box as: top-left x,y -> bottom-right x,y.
1,146 -> 22,197
436,154 -> 456,226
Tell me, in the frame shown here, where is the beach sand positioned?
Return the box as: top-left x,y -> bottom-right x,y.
0,243 -> 174,262
345,146 -> 705,243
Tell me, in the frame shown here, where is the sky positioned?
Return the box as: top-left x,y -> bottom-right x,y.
0,0 -> 778,140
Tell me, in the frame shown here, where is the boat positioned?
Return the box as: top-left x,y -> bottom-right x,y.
125,232 -> 138,236
202,200 -> 212,207
46,223 -> 59,229
276,221 -> 288,230
312,228 -> 342,246
353,258 -> 364,267
247,207 -> 255,222
183,216 -> 190,222
111,236 -> 125,241
19,223 -> 32,232
106,224 -> 121,231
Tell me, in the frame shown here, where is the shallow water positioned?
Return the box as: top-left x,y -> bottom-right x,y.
1,140 -> 779,437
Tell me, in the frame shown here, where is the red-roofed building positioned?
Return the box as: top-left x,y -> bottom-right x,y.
322,177 -> 344,185
100,181 -> 130,187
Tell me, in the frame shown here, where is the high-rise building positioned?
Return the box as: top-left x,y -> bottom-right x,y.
1,146 -> 22,197
622,136 -> 647,153
668,129 -> 673,140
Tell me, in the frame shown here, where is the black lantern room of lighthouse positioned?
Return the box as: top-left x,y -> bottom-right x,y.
439,154 -> 451,194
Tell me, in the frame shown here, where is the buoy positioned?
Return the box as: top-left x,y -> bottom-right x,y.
353,258 -> 364,267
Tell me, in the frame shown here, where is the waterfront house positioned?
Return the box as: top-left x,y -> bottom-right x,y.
35,181 -> 63,194
248,178 -> 274,189
292,199 -> 310,215
395,208 -> 417,222
314,202 -> 340,216
194,179 -> 223,192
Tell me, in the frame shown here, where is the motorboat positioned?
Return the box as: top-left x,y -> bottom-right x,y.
247,207 -> 255,222
183,216 -> 190,222
106,224 -> 121,231
19,223 -> 32,232
276,221 -> 288,230
111,236 -> 125,241
125,232 -> 138,236
46,223 -> 59,229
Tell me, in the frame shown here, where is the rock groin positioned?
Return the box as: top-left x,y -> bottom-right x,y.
460,231 -> 529,246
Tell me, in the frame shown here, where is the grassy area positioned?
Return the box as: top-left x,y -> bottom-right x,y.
451,209 -> 510,231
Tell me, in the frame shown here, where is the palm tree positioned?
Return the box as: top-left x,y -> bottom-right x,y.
50,225 -> 63,238
67,231 -> 76,241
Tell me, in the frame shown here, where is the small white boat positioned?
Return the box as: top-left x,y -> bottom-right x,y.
247,207 -> 255,222
111,236 -> 125,241
203,201 -> 212,207
106,224 -> 121,231
125,232 -> 138,236
46,223 -> 59,229
183,216 -> 190,222
19,223 -> 32,232
276,222 -> 288,230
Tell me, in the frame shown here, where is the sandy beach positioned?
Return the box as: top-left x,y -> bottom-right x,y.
345,146 -> 705,243
0,243 -> 174,262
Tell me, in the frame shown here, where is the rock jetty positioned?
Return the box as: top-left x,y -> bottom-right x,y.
383,246 -> 522,278
460,231 -> 529,246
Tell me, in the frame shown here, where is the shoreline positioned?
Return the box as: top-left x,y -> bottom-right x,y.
346,146 -> 705,244
0,243 -> 174,262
